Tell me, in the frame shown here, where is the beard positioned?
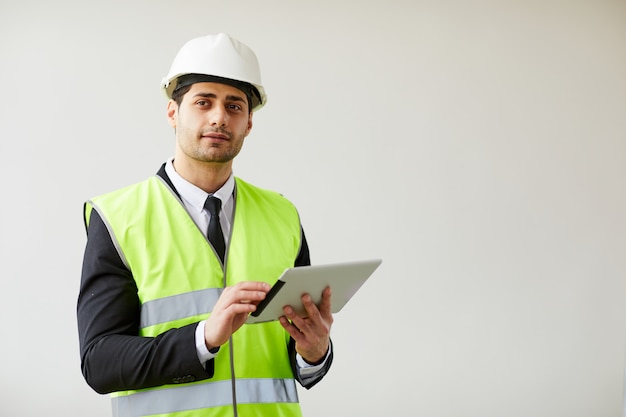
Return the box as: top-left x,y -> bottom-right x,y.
179,127 -> 246,164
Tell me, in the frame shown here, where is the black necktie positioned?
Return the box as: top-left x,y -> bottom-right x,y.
204,196 -> 226,263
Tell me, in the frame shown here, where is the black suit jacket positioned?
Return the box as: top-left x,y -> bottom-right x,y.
77,166 -> 332,394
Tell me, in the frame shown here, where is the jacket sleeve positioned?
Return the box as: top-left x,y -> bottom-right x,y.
77,210 -> 213,394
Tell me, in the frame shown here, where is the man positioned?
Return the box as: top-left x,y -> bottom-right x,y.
77,33 -> 333,417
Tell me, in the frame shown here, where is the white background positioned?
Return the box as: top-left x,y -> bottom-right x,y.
1,1 -> 625,416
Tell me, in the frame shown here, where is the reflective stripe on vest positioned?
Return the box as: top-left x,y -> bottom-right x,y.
111,378 -> 299,417
140,288 -> 222,328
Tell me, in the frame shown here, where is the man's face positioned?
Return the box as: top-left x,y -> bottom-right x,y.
167,82 -> 253,165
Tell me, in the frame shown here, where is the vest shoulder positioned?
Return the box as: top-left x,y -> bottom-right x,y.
234,177 -> 291,202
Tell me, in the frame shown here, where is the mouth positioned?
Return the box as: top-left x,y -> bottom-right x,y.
201,129 -> 231,141
202,132 -> 230,141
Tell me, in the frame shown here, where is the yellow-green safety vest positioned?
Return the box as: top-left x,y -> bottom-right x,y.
85,175 -> 303,417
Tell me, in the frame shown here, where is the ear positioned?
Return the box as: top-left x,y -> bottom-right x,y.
166,100 -> 178,128
245,112 -> 254,137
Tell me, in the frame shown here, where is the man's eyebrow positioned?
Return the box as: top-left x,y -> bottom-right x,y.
192,92 -> 246,102
226,95 -> 246,103
192,92 -> 217,99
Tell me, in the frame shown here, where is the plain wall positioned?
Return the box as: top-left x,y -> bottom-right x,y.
1,1 -> 625,416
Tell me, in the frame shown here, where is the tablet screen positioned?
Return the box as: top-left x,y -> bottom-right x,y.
246,259 -> 382,324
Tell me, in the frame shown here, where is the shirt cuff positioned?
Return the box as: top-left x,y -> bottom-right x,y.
195,320 -> 218,364
296,346 -> 331,376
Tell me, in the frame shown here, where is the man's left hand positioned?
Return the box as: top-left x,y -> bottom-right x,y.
279,286 -> 333,364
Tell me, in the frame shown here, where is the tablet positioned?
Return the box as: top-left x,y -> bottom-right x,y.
246,259 -> 382,324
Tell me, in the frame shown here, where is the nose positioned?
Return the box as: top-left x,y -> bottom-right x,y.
208,105 -> 228,127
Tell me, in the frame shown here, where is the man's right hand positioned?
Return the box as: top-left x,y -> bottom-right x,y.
204,281 -> 270,349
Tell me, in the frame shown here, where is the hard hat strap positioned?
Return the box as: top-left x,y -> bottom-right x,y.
174,74 -> 261,110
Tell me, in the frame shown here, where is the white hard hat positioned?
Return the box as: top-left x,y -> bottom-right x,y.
161,33 -> 267,112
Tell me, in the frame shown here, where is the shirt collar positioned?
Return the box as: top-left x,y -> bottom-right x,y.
164,157 -> 235,213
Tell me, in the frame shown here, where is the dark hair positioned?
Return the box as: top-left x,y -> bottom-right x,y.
171,84 -> 192,106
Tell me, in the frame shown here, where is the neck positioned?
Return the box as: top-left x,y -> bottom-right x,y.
172,157 -> 232,194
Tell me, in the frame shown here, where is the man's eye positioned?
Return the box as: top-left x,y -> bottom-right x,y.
196,100 -> 209,106
228,104 -> 242,111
